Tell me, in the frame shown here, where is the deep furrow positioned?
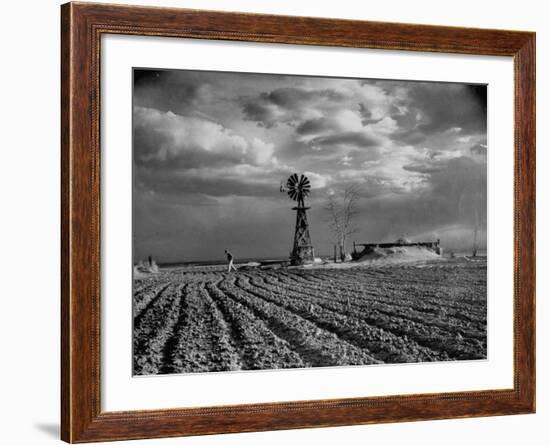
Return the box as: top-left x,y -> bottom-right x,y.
244,274 -> 485,360
294,268 -> 486,312
232,275 -> 440,363
202,281 -> 244,371
258,276 -> 486,346
283,269 -> 486,310
159,283 -> 191,374
267,271 -> 486,325
133,283 -> 185,375
160,282 -> 241,374
206,279 -> 305,370
257,273 -> 486,341
281,273 -> 487,333
217,278 -> 381,366
133,282 -> 173,324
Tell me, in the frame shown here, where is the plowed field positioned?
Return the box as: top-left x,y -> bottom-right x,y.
133,258 -> 487,375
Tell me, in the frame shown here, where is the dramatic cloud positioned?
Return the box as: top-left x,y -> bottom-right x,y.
241,87 -> 349,129
133,69 -> 487,262
134,107 -> 251,169
308,132 -> 379,150
388,83 -> 487,148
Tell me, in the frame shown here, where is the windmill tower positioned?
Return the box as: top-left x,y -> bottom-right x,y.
281,173 -> 315,265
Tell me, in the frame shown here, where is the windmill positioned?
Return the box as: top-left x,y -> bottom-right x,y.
281,173 -> 315,265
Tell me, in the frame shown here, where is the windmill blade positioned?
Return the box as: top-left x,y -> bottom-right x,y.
299,176 -> 311,194
284,173 -> 312,203
288,173 -> 299,187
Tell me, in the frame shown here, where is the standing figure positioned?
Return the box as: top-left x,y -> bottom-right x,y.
225,249 -> 237,272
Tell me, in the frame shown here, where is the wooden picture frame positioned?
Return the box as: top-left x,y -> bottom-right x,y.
61,2 -> 535,442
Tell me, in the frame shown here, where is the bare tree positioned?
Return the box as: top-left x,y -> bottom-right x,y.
324,184 -> 361,261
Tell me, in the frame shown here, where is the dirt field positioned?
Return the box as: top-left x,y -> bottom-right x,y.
133,258 -> 487,375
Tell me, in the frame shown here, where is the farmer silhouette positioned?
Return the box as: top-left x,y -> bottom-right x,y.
225,249 -> 237,273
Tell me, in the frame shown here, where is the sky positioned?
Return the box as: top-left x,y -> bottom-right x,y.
133,69 -> 487,263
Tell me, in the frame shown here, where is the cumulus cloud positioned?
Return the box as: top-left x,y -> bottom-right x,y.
303,171 -> 330,189
134,107 -> 275,170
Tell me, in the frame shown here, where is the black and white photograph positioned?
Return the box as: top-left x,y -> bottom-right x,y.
132,68 -> 488,376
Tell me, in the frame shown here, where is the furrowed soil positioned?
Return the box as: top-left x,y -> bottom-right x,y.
133,257 -> 487,375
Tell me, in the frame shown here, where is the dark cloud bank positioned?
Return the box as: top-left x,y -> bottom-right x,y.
133,69 -> 487,263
